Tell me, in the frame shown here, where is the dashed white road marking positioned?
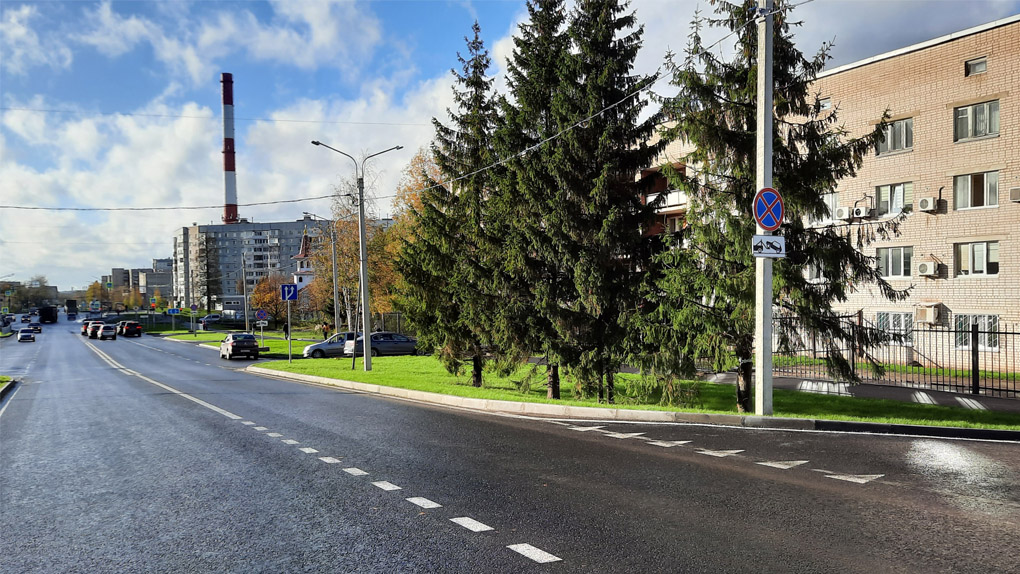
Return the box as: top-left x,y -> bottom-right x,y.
826,473 -> 884,484
567,426 -> 605,432
242,421 -> 256,425
319,457 -> 342,464
372,481 -> 401,491
647,440 -> 691,447
451,517 -> 493,532
253,426 -> 268,431
757,460 -> 809,470
697,449 -> 744,458
344,467 -> 369,476
604,432 -> 645,439
507,544 -> 562,563
406,497 -> 442,509
299,447 -> 319,454
267,432 -> 282,437
956,397 -> 987,410
281,439 -> 300,445
911,391 -> 937,405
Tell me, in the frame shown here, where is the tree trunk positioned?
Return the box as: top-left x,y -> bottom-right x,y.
547,363 -> 560,399
471,353 -> 483,388
597,369 -> 605,404
736,357 -> 752,413
606,369 -> 615,405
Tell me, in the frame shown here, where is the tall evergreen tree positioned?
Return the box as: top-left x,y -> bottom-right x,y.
490,0 -> 571,399
396,22 -> 497,387
545,0 -> 664,403
650,0 -> 908,411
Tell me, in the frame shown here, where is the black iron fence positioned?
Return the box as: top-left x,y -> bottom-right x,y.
772,315 -> 1020,398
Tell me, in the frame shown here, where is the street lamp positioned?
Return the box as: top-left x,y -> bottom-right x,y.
303,211 -> 341,345
311,140 -> 403,371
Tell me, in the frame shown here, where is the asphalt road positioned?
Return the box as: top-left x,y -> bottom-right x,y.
2,322 -> 1019,573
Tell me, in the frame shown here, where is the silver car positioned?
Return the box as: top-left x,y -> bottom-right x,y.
303,332 -> 360,359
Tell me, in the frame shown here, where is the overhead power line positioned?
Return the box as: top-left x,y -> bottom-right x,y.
0,194 -> 336,212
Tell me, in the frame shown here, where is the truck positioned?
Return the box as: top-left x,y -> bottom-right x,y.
38,305 -> 59,324
65,299 -> 78,320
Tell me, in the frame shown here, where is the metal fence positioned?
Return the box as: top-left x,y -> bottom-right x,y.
772,315 -> 1020,398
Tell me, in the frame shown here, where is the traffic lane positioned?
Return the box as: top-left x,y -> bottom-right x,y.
76,346 -> 1019,572
1,342 -> 535,572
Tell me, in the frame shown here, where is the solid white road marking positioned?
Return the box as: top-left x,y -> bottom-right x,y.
567,426 -> 605,432
406,497 -> 442,509
299,447 -> 319,454
697,449 -> 744,458
451,517 -> 493,532
956,397 -> 987,410
911,391 -> 937,405
647,440 -> 691,447
344,468 -> 369,476
604,432 -> 645,439
757,460 -> 809,470
0,386 -> 21,420
254,426 -> 268,431
318,457 -> 342,464
282,439 -> 299,445
826,473 -> 884,484
507,544 -> 562,563
372,481 -> 401,491
267,432 -> 283,437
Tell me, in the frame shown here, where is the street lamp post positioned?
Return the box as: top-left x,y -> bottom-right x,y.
303,211 -> 341,346
311,140 -> 402,371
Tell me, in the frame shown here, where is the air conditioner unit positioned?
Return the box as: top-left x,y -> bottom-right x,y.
1010,187 -> 1020,203
834,206 -> 852,220
917,197 -> 937,212
853,207 -> 873,219
916,261 -> 937,276
914,305 -> 940,324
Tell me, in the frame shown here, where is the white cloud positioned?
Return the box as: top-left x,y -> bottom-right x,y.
0,4 -> 72,74
73,1 -> 154,57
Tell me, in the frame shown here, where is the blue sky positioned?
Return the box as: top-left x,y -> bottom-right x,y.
2,0 -> 1019,290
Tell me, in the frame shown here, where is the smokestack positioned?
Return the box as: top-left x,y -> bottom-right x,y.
221,72 -> 239,224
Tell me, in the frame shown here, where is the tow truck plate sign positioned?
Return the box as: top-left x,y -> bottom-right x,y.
752,235 -> 786,258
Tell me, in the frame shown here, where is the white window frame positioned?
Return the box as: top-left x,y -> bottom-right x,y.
954,100 -> 999,141
876,311 -> 913,345
876,182 -> 912,216
965,57 -> 987,77
819,97 -> 832,111
877,246 -> 912,279
954,171 -> 998,210
877,118 -> 913,155
954,314 -> 999,350
809,192 -> 840,224
955,241 -> 999,277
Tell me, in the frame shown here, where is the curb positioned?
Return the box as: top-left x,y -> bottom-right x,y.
0,379 -> 18,402
245,366 -> 1020,442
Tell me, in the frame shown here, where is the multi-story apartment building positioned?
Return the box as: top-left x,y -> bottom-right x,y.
811,15 -> 1019,333
172,216 -> 318,312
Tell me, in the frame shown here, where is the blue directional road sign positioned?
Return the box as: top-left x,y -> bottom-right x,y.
753,187 -> 784,232
281,284 -> 298,301
167,308 -> 181,315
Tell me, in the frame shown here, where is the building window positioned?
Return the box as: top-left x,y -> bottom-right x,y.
876,182 -> 913,216
819,97 -> 831,110
954,314 -> 999,350
954,100 -> 999,141
877,311 -> 913,345
955,241 -> 999,276
877,246 -> 912,278
805,262 -> 825,283
877,118 -> 913,155
965,57 -> 987,76
809,192 -> 840,224
954,171 -> 998,209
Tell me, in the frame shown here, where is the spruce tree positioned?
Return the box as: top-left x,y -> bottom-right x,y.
545,0 -> 663,403
650,0 -> 908,411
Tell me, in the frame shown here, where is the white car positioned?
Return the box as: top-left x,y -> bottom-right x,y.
17,328 -> 35,342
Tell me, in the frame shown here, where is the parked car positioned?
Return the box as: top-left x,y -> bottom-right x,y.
17,329 -> 35,342
27,322 -> 43,333
88,322 -> 104,338
121,321 -> 143,337
219,333 -> 259,360
98,324 -> 117,340
303,332 -> 361,359
199,314 -> 221,326
344,332 -> 418,357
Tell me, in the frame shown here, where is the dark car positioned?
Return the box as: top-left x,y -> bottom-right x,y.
27,322 -> 43,333
21,315 -> 31,323
88,322 -> 104,338
344,331 -> 418,357
121,321 -> 142,337
219,333 -> 259,360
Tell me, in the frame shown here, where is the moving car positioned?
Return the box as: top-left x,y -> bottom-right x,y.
303,331 -> 360,359
344,332 -> 418,357
98,324 -> 117,340
219,333 -> 259,360
88,322 -> 104,338
120,321 -> 142,337
81,320 -> 99,336
27,322 -> 43,333
17,329 -> 35,342
21,315 -> 30,323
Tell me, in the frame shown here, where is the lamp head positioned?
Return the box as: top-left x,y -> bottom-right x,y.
311,140 -> 321,146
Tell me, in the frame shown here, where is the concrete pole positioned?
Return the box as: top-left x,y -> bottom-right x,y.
754,0 -> 774,416
329,221 -> 341,341
357,175 -> 372,371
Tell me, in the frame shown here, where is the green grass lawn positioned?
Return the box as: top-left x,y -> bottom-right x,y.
256,356 -> 1020,431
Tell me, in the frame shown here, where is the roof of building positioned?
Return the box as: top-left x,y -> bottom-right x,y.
818,13 -> 1020,79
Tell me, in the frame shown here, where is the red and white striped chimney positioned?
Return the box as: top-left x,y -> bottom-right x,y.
221,72 -> 239,224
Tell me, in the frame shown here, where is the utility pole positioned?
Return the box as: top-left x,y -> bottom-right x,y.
242,256 -> 250,332
754,0 -> 775,416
